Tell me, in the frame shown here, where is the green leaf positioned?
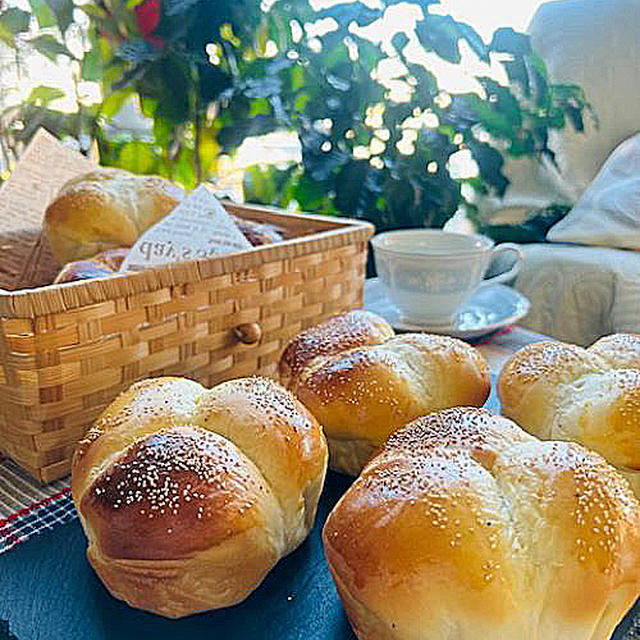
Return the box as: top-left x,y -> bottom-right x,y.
455,22 -> 489,62
503,57 -> 530,97
291,172 -> 335,213
28,34 -> 73,60
313,4 -> 379,28
78,4 -> 107,20
0,22 -> 15,48
27,0 -> 57,28
27,85 -> 65,104
391,31 -> 409,54
248,98 -> 270,117
416,15 -> 462,64
118,140 -> 159,174
81,45 -> 102,82
44,0 -> 74,32
0,7 -> 30,34
477,77 -> 522,127
467,139 -> 509,197
565,105 -> 584,132
152,112 -> 173,145
334,159 -> 383,219
171,145 -> 196,188
490,27 -> 531,55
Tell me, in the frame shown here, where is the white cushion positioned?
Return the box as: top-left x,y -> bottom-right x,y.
547,134 -> 640,249
529,0 -> 640,199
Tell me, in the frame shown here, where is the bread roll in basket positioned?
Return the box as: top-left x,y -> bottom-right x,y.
323,407 -> 640,640
44,168 -> 184,264
279,310 -> 491,474
71,376 -> 328,618
44,167 -> 287,283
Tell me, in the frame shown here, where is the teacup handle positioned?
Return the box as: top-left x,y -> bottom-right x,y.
481,243 -> 524,287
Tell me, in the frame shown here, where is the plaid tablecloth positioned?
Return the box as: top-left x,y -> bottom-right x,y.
0,460 -> 75,554
0,325 -> 548,556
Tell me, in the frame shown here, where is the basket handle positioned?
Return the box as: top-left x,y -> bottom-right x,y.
234,322 -> 262,345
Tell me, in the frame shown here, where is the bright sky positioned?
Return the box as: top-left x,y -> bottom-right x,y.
436,0 -> 544,41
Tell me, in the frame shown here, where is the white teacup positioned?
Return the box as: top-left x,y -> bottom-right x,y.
371,229 -> 524,325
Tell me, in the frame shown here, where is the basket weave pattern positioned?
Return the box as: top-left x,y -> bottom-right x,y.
0,206 -> 371,483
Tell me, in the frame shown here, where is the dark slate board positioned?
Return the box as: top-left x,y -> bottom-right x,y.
1,383 -> 639,640
0,471 -> 354,640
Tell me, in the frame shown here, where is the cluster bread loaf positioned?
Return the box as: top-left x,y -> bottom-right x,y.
498,333 -> 640,495
279,310 -> 490,475
323,407 -> 640,640
71,376 -> 328,618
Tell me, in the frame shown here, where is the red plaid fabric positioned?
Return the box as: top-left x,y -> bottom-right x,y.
0,459 -> 75,555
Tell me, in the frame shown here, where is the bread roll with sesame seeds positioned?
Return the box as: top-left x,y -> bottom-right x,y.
278,310 -> 396,389
280,312 -> 490,475
323,407 -> 640,640
498,334 -> 640,496
71,376 -> 328,618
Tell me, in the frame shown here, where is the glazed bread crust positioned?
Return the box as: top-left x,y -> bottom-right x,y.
71,376 -> 328,618
323,407 -> 640,640
278,309 -> 395,388
498,334 -> 640,489
44,168 -> 184,263
281,312 -> 490,474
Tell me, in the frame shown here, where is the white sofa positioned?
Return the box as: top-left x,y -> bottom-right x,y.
514,243 -> 640,346
484,0 -> 640,346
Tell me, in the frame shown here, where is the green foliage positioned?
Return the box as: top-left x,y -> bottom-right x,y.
0,0 -> 590,237
231,2 -> 590,232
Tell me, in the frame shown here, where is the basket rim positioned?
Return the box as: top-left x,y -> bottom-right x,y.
0,206 -> 374,318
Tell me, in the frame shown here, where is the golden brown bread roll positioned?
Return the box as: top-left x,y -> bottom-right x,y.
53,247 -> 129,283
279,310 -> 490,475
71,376 -> 328,618
44,167 -> 286,271
498,334 -> 640,495
44,168 -> 184,263
323,407 -> 640,640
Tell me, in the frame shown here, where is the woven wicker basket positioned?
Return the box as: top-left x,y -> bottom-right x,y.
0,198 -> 372,483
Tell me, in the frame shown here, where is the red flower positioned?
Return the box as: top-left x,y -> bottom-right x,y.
134,0 -> 164,48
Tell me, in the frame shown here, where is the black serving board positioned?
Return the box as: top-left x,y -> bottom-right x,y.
1,384 -> 639,640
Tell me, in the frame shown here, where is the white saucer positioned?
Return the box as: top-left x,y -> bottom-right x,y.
364,278 -> 531,340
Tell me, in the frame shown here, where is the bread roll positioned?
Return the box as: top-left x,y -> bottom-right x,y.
280,311 -> 490,475
54,247 -> 129,284
323,407 -> 640,640
72,376 -> 328,618
44,168 -> 184,263
498,334 -> 640,495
